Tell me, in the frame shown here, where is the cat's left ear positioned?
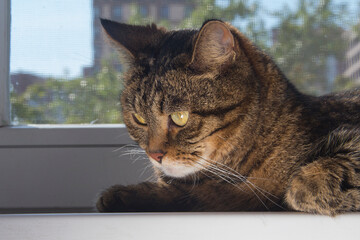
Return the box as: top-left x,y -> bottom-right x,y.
190,20 -> 236,72
100,19 -> 166,66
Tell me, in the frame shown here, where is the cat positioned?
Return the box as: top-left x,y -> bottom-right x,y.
96,18 -> 360,215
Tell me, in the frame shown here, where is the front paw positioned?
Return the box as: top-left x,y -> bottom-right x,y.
96,185 -> 134,212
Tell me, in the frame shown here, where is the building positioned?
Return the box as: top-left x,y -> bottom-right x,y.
10,73 -> 46,95
83,0 -> 195,76
343,31 -> 360,84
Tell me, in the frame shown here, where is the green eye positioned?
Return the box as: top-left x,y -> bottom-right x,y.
170,111 -> 189,127
133,113 -> 147,125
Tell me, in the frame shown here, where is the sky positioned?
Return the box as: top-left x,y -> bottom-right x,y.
10,0 -> 92,78
10,0 -> 359,79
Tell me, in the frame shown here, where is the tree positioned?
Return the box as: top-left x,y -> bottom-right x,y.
11,61 -> 123,124
128,3 -> 170,28
11,0 -> 359,124
181,0 -> 356,94
180,0 -> 268,47
269,0 -> 350,95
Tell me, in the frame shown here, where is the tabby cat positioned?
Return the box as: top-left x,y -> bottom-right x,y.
96,18 -> 360,215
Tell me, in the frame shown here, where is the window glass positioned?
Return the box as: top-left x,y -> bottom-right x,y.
112,6 -> 122,20
139,5 -> 149,17
160,5 -> 169,19
10,0 -> 360,124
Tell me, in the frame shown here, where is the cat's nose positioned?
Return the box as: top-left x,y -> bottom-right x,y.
148,151 -> 164,163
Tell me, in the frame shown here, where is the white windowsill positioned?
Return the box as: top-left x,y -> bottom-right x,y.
1,212 -> 360,240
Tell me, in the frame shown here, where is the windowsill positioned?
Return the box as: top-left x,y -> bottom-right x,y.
0,207 -> 95,214
0,124 -> 134,147
3,124 -> 127,129
1,212 -> 359,240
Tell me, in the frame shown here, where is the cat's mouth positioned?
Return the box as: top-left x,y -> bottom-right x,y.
148,155 -> 202,178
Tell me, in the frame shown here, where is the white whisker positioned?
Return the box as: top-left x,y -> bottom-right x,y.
131,155 -> 144,164
194,160 -> 246,193
112,144 -> 140,152
139,162 -> 153,178
195,154 -> 285,210
198,153 -> 279,199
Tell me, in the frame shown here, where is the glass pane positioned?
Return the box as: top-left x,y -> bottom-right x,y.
10,0 -> 360,124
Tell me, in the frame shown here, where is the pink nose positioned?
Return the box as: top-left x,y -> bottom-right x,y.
148,152 -> 164,163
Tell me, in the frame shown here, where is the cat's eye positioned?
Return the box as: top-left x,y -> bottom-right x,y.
170,111 -> 189,127
133,113 -> 147,125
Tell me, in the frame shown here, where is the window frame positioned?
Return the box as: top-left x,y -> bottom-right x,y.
0,0 -> 11,127
0,0 -> 139,212
0,0 -> 133,147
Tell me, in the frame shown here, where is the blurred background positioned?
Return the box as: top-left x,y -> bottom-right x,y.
10,0 -> 360,125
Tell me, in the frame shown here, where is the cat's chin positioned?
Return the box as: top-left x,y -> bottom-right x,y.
149,158 -> 200,178
161,165 -> 199,178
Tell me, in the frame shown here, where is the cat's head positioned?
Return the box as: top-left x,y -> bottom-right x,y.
101,19 -> 258,178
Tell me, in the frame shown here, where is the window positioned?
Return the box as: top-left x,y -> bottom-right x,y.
139,4 -> 148,17
94,6 -> 100,18
10,0 -> 122,125
112,5 -> 122,19
0,0 -> 139,213
185,5 -> 193,18
160,5 -> 169,19
8,0 -> 360,126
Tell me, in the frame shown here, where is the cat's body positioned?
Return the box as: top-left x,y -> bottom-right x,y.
97,19 -> 360,215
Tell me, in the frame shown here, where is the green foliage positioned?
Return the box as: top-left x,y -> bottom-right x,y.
128,3 -> 171,28
180,0 -> 268,47
269,0 -> 351,95
180,0 -> 357,95
180,0 -> 255,28
333,75 -> 357,92
11,0 -> 360,124
12,62 -> 123,124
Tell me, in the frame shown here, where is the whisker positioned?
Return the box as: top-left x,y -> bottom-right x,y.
115,131 -> 135,139
145,171 -> 158,182
131,155 -> 144,164
112,144 -> 140,152
119,151 -> 144,157
120,148 -> 145,155
190,172 -> 198,191
139,162 -> 153,178
214,136 -> 280,197
198,154 -> 278,199
207,156 -> 280,203
211,166 -> 269,209
205,164 -> 239,184
195,154 -> 285,210
193,160 -> 246,193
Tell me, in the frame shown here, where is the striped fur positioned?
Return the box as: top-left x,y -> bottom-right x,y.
97,19 -> 360,215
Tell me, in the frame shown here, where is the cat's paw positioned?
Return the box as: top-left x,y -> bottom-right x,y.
96,185 -> 134,212
286,156 -> 360,216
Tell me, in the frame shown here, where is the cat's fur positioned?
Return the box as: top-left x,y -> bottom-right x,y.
97,19 -> 360,215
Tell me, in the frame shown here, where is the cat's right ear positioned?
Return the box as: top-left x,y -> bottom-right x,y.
100,19 -> 166,66
190,20 -> 236,73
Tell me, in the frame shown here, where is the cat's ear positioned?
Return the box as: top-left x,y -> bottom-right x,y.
190,20 -> 236,72
100,19 -> 166,65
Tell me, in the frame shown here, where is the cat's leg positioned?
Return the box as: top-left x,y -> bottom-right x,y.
96,179 -> 275,212
286,127 -> 360,215
96,181 -> 195,212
